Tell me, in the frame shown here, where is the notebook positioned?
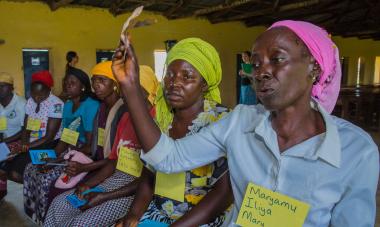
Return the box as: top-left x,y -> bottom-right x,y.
66,186 -> 104,208
29,149 -> 57,164
138,220 -> 169,227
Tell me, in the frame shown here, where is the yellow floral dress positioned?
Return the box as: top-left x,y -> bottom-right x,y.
141,100 -> 230,226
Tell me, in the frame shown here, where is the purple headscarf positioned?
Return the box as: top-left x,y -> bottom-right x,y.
269,20 -> 341,113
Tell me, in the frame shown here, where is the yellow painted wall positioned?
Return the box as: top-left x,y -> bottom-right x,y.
0,1 -> 265,107
333,37 -> 380,86
1,1 -> 380,108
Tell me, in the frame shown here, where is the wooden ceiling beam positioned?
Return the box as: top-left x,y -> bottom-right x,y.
109,0 -> 130,16
358,33 -> 380,39
211,0 -> 322,23
46,0 -> 75,11
164,0 -> 192,19
333,24 -> 380,38
110,0 -> 159,16
242,0 -> 348,27
193,0 -> 260,16
111,0 -> 210,16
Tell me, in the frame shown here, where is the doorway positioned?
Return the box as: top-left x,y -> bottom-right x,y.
22,49 -> 49,99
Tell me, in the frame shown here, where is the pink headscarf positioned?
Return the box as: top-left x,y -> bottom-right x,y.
269,20 -> 341,113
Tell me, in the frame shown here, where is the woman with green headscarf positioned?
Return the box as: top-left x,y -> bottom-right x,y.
117,38 -> 233,227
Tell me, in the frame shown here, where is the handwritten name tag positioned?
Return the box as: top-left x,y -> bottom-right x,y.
0,117 -> 7,131
155,172 -> 186,202
116,147 -> 143,177
236,182 -> 310,227
26,118 -> 41,131
97,128 -> 105,147
60,128 -> 79,146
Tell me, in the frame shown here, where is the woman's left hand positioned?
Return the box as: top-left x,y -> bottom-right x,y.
80,192 -> 107,210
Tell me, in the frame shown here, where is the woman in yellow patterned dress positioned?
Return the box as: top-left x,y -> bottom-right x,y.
119,38 -> 234,227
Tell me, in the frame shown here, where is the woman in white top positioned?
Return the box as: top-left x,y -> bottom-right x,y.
0,70 -> 63,185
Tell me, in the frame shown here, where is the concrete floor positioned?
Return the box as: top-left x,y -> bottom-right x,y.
0,181 -> 36,227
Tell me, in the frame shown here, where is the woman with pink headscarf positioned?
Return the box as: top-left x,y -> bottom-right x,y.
112,20 -> 379,226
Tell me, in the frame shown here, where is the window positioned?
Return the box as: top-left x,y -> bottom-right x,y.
96,49 -> 115,63
154,50 -> 167,81
374,56 -> 380,84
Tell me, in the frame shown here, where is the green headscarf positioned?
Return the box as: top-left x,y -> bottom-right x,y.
155,37 -> 222,132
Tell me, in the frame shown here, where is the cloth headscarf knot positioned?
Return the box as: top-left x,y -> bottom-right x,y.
155,37 -> 222,131
32,70 -> 54,88
91,61 -> 120,94
91,61 -> 117,82
139,65 -> 159,105
269,20 -> 341,113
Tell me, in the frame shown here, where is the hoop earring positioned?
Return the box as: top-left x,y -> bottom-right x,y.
81,88 -> 85,92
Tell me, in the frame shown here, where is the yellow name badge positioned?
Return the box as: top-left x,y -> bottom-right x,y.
26,118 -> 41,131
0,117 -> 7,131
236,182 -> 310,227
97,128 -> 105,147
60,128 -> 80,146
116,147 -> 143,177
155,172 -> 186,203
191,177 -> 208,187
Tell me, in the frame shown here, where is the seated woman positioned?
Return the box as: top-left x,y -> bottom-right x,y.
0,70 -> 63,187
0,72 -> 26,199
23,67 -> 99,224
119,38 -> 233,227
113,22 -> 379,226
44,65 -> 158,227
57,61 -> 125,176
48,62 -> 125,199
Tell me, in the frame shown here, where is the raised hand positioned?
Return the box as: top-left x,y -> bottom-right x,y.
112,39 -> 140,85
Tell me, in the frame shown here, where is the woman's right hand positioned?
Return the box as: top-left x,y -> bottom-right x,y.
74,183 -> 90,199
8,142 -> 21,154
7,142 -> 25,157
112,39 -> 140,85
65,161 -> 85,177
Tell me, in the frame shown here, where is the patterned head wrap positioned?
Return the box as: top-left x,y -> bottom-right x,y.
155,37 -> 222,131
269,20 -> 341,113
32,70 -> 54,88
91,61 -> 117,82
0,72 -> 13,85
139,65 -> 159,105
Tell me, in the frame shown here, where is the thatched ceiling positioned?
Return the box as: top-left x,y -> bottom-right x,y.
38,0 -> 380,40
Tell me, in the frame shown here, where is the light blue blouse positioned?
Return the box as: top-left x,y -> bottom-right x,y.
142,102 -> 379,227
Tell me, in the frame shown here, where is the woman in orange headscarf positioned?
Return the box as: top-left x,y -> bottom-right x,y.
45,65 -> 158,227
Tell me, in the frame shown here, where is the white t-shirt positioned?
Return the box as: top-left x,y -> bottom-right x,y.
25,93 -> 63,142
0,93 -> 26,138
